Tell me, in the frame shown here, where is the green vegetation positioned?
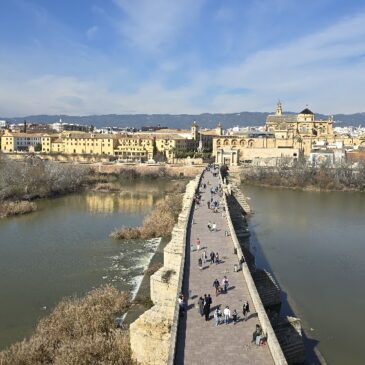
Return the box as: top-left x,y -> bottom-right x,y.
0,286 -> 135,365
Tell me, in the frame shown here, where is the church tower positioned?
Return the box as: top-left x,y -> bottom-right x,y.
275,101 -> 282,116
215,122 -> 222,136
191,121 -> 199,140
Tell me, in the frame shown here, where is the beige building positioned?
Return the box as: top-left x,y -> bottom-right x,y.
114,136 -> 155,161
1,130 -> 43,152
266,102 -> 333,138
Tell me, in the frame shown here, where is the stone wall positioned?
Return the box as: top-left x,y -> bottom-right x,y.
220,174 -> 288,365
129,172 -> 202,365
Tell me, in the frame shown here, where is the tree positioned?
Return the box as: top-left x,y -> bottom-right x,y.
34,143 -> 42,152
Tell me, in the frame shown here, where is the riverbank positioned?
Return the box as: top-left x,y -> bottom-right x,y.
239,163 -> 365,192
0,286 -> 134,365
0,155 -> 190,218
0,201 -> 37,218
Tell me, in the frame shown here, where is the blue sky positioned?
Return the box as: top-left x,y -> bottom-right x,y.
1,0 -> 365,116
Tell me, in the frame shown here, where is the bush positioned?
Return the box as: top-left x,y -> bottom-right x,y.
0,286 -> 134,365
241,160 -> 365,191
0,155 -> 90,201
0,201 -> 37,218
111,193 -> 184,240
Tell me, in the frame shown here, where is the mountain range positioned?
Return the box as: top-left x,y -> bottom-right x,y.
2,112 -> 365,129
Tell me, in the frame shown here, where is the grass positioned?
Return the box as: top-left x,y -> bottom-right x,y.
0,285 -> 135,365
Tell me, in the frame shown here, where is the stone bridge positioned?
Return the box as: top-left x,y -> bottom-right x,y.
130,167 -> 289,365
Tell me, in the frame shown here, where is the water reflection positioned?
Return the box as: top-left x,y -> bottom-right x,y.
0,184 -> 168,350
86,192 -> 162,214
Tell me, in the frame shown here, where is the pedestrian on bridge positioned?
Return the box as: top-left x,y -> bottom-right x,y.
215,252 -> 220,264
223,306 -> 231,324
242,301 -> 250,321
214,306 -> 222,326
222,276 -> 229,293
198,257 -> 203,270
210,251 -> 215,264
213,278 -> 220,296
196,237 -> 201,251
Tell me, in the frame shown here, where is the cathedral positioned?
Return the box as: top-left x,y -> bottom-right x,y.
265,102 -> 333,139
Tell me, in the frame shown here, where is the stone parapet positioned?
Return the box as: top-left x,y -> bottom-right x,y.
130,172 -> 202,365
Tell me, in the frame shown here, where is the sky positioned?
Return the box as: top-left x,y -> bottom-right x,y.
1,0 -> 365,116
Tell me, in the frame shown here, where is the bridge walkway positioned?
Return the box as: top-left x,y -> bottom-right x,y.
174,169 -> 274,365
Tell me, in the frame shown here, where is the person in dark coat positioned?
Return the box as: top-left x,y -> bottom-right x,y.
243,301 -> 250,321
203,302 -> 210,321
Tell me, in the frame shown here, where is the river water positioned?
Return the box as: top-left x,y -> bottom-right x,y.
243,185 -> 365,365
0,181 -> 167,350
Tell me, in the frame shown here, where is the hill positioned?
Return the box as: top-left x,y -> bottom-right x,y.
2,112 -> 365,129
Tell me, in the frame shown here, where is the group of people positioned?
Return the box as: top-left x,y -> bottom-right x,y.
198,250 -> 221,270
198,294 -> 213,321
188,168 -> 265,347
213,306 -> 238,325
207,221 -> 217,231
212,276 -> 229,296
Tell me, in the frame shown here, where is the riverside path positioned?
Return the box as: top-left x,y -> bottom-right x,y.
175,169 -> 274,365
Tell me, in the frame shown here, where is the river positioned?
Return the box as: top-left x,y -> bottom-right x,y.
0,181 -> 168,350
243,185 -> 365,365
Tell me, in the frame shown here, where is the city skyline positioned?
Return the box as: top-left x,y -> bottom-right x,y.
1,0 -> 365,116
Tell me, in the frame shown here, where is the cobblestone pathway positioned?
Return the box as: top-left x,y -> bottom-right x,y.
175,170 -> 274,365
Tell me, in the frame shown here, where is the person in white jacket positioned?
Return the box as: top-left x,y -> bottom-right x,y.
223,306 -> 231,324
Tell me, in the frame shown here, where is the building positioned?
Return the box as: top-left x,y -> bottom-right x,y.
214,134 -> 301,165
1,131 -> 43,152
61,132 -> 118,155
265,102 -> 333,138
114,136 -> 155,161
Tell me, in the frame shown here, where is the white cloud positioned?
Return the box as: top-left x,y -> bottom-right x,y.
2,10 -> 365,116
86,25 -> 99,40
211,12 -> 365,113
112,0 -> 205,51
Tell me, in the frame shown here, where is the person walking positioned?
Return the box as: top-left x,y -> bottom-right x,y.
207,294 -> 212,308
213,278 -> 220,296
210,251 -> 215,264
215,252 -> 220,264
214,307 -> 221,326
198,257 -> 203,270
203,302 -> 210,321
223,306 -> 231,324
243,301 -> 250,321
222,276 -> 229,293
232,309 -> 238,325
212,222 -> 217,231
198,296 -> 204,316
196,237 -> 201,251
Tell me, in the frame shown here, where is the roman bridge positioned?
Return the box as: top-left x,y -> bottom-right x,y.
129,167 -> 297,365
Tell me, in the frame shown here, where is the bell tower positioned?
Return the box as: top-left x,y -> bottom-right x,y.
191,121 -> 199,140
275,101 -> 282,116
